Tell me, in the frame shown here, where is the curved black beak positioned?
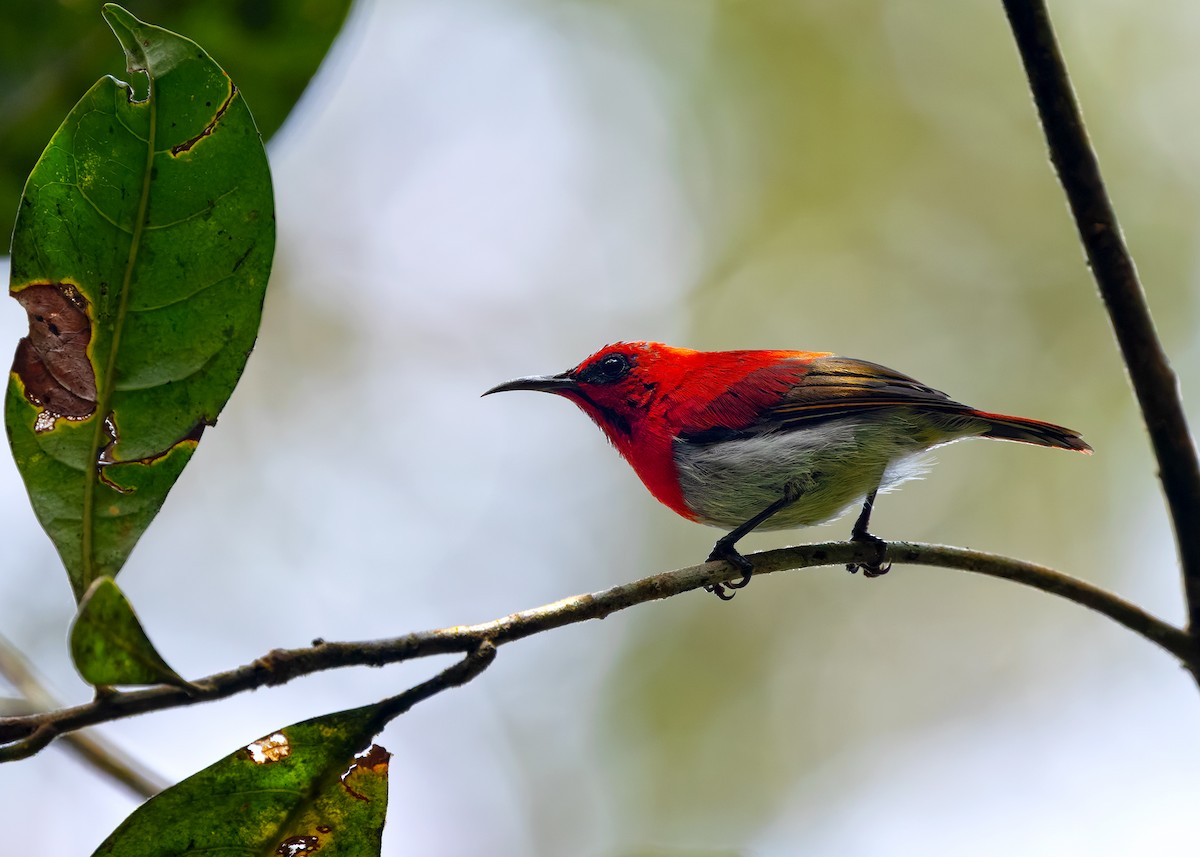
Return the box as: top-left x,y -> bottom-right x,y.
482,372 -> 578,397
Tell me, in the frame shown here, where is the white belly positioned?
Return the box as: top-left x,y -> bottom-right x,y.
672,415 -> 953,530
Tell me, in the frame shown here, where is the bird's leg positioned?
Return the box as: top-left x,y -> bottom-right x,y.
846,489 -> 890,578
705,487 -> 800,600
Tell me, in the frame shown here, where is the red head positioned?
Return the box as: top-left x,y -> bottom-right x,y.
483,342 -> 822,517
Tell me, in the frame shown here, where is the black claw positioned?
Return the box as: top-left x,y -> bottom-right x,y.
862,561 -> 891,578
704,582 -> 736,601
847,530 -> 889,578
725,569 -> 752,589
706,541 -> 754,600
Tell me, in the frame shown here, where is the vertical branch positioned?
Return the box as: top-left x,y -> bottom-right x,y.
1001,0 -> 1200,632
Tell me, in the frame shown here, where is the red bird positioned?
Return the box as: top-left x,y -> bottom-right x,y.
485,342 -> 1091,599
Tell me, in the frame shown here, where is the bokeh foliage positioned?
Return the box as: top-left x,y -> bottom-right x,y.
0,0 -> 352,242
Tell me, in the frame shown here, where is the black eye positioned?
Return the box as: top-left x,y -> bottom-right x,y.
580,352 -> 632,385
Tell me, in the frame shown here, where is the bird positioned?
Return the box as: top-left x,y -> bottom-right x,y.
483,342 -> 1091,599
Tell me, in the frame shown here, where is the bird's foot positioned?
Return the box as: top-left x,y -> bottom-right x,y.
705,540 -> 753,601
846,531 -> 890,578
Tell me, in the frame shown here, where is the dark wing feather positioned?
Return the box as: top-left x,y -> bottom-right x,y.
759,356 -> 975,429
677,355 -> 1090,453
677,356 -> 977,444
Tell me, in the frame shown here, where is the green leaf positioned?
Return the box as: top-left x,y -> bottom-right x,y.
6,4 -> 275,600
275,744 -> 391,856
69,576 -> 187,688
92,706 -> 391,856
0,0 -> 351,242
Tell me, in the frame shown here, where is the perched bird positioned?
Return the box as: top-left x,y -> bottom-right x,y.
484,342 -> 1091,599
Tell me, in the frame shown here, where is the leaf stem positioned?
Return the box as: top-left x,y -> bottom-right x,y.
81,56 -> 159,593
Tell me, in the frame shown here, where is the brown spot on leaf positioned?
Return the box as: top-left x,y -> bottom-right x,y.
246,732 -> 291,764
12,283 -> 96,426
96,417 -> 209,482
97,473 -> 134,495
355,744 -> 391,772
276,835 -> 320,856
97,414 -> 120,465
182,420 -> 208,443
171,81 -> 237,156
340,744 -> 391,800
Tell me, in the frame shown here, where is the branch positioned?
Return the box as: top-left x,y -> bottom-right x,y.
1001,0 -> 1200,631
371,640 -> 496,727
0,633 -> 166,797
1,540 -> 1189,762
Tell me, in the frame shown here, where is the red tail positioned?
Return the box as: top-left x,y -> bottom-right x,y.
975,411 -> 1092,453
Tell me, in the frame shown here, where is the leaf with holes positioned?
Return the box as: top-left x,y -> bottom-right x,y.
92,707 -> 391,856
5,4 -> 274,601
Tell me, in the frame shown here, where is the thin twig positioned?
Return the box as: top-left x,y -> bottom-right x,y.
0,540 -> 1189,762
0,633 -> 166,797
371,640 -> 496,727
1001,0 -> 1200,632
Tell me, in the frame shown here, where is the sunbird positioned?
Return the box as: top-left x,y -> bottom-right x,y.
485,342 -> 1091,598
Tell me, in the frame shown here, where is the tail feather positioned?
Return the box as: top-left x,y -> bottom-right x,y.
974,410 -> 1092,454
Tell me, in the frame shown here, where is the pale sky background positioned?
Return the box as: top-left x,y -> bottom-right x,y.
3,1 -> 1200,854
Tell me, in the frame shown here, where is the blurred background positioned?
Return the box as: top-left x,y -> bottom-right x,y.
2,0 -> 1200,854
